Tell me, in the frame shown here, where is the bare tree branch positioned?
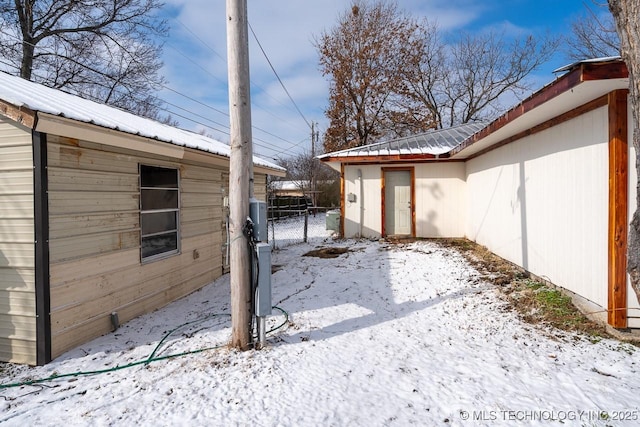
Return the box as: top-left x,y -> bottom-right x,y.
317,0 -> 558,152
566,2 -> 620,61
0,0 -> 168,119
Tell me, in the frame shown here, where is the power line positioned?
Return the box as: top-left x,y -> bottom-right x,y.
0,28 -> 307,154
163,42 -> 228,89
160,107 -> 299,158
174,18 -> 226,61
0,55 -> 283,160
169,16 -> 313,136
248,22 -> 313,130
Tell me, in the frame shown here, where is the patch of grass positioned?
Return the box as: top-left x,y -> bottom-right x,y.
516,280 -> 602,333
533,287 -> 572,314
439,238 -> 609,339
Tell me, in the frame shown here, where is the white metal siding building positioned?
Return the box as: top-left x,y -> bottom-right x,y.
321,58 -> 638,330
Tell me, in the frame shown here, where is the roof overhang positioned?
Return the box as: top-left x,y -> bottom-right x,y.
0,98 -> 36,129
36,112 -> 186,158
33,112 -> 286,176
320,59 -> 629,166
449,59 -> 629,159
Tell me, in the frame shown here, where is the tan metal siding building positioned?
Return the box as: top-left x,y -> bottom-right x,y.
0,72 -> 284,365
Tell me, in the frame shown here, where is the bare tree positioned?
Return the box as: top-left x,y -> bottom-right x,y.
316,1 -> 434,152
277,150 -> 338,187
443,31 -> 558,127
401,28 -> 560,129
608,0 -> 640,304
395,19 -> 447,129
317,0 -> 558,152
566,2 -> 620,61
275,150 -> 340,206
0,0 -> 168,118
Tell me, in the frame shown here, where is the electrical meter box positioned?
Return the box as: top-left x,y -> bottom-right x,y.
249,198 -> 267,242
255,243 -> 272,316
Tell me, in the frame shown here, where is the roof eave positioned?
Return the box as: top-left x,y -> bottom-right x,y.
34,112 -> 287,175
0,99 -> 36,129
320,153 -> 445,164
449,59 -> 629,159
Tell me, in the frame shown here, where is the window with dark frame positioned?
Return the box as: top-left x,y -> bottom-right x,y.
140,165 -> 179,261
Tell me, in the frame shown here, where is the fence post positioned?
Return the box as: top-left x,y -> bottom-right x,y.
270,217 -> 276,249
303,209 -> 309,243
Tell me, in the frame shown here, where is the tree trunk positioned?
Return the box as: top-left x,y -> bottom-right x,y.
20,41 -> 34,80
609,0 -> 640,302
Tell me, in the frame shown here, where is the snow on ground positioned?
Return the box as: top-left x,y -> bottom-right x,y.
1,239 -> 640,426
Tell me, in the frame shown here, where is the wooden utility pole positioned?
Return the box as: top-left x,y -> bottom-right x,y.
226,0 -> 254,350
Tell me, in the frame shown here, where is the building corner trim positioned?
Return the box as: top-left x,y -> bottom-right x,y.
33,131 -> 52,364
607,89 -> 629,328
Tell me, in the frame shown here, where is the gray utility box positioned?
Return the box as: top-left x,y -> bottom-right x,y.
255,243 -> 272,316
249,198 -> 267,242
326,210 -> 340,231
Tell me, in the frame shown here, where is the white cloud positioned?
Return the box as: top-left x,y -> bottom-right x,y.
157,0 -> 583,158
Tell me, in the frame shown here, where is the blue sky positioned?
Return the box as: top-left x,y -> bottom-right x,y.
158,0 -> 604,160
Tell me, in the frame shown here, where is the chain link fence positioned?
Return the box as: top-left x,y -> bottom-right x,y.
267,207 -> 335,249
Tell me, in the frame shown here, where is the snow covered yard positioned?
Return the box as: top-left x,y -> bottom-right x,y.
1,239 -> 639,426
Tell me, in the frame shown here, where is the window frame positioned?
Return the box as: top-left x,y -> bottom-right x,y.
139,164 -> 180,263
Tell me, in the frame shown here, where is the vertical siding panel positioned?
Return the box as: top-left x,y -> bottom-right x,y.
0,117 -> 36,365
343,165 -> 382,238
414,163 -> 466,238
466,108 -> 610,308
343,163 -> 467,239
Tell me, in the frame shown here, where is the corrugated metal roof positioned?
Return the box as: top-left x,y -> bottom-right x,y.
318,122 -> 486,159
0,71 -> 283,171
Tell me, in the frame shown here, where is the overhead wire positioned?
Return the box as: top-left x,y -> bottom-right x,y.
174,17 -> 226,61
0,28 -> 305,157
248,22 -> 313,130
0,56 -> 281,159
169,16 -> 314,136
157,98 -> 297,156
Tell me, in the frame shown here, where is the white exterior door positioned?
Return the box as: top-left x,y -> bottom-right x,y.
384,170 -> 412,236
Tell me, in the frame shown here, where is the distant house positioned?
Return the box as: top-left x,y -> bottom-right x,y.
0,72 -> 285,365
320,57 -> 638,330
270,180 -> 310,198
269,179 -> 333,205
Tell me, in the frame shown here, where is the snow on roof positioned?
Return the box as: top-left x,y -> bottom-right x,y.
0,71 -> 283,171
271,180 -> 309,191
553,56 -> 623,74
318,122 -> 486,159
